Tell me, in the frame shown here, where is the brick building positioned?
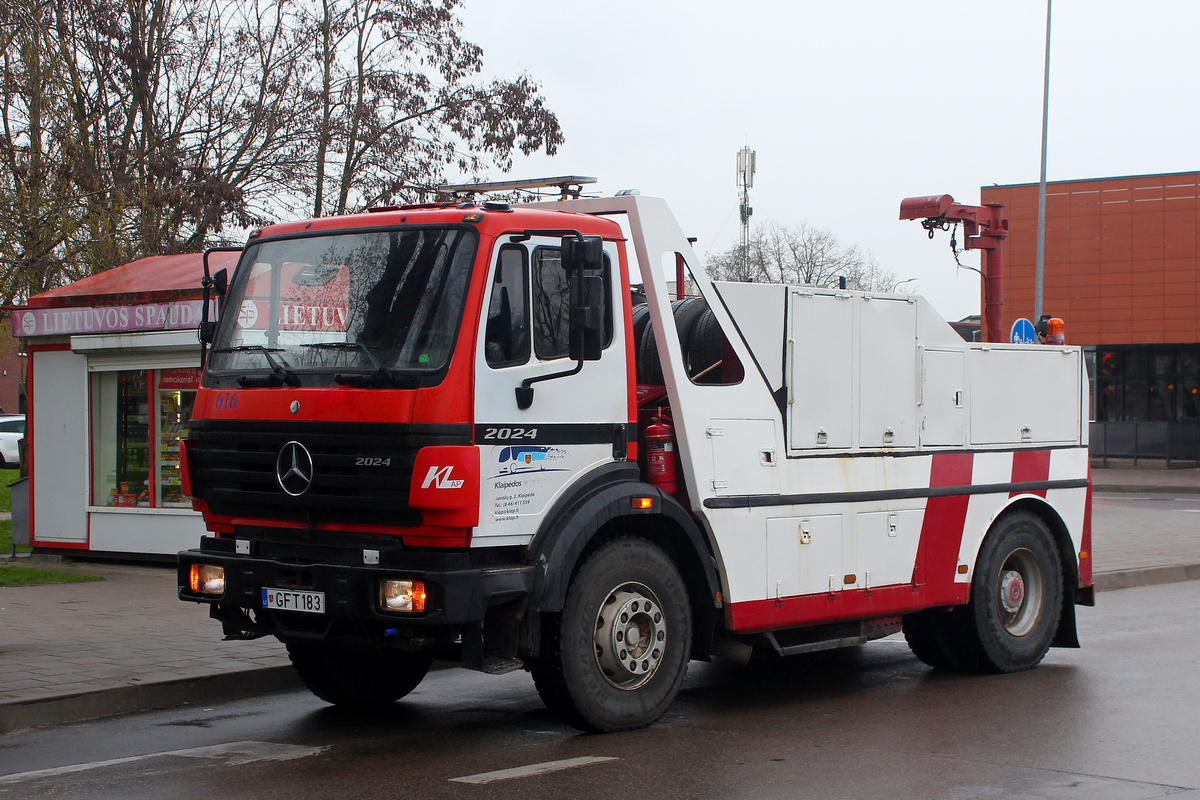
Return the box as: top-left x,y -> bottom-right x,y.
982,171 -> 1200,461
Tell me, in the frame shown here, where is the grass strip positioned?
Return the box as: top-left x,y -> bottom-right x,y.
0,467 -> 19,513
0,519 -> 29,554
0,564 -> 105,586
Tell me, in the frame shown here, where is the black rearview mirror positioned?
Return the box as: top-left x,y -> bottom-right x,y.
561,235 -> 603,271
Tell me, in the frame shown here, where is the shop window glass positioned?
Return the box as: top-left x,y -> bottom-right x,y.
1149,352 -> 1174,422
1122,349 -> 1147,380
90,370 -> 151,506
1096,377 -> 1123,422
1123,377 -> 1148,422
1097,350 -> 1120,381
1177,351 -> 1200,422
157,369 -> 200,507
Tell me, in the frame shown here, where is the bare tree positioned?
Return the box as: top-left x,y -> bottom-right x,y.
0,0 -> 563,303
706,221 -> 897,292
305,0 -> 563,217
0,0 -> 85,302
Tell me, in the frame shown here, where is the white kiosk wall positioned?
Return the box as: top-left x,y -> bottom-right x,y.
31,348 -> 89,544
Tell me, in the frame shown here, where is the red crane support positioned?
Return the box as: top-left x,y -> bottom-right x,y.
899,195 -> 1008,343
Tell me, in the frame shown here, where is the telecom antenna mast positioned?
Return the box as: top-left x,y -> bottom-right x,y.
737,147 -> 756,277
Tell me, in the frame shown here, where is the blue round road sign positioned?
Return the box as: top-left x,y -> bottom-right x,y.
1011,317 -> 1037,344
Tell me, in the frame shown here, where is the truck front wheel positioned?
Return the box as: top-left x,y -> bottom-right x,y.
531,537 -> 692,732
286,644 -> 432,709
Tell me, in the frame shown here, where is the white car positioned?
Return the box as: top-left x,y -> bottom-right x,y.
0,415 -> 25,469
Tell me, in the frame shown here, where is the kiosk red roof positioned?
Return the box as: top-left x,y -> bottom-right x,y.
24,252 -> 240,309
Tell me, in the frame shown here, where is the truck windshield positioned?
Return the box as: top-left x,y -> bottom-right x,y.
208,227 -> 477,381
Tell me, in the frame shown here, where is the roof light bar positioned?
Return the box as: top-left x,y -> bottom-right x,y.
437,176 -> 598,201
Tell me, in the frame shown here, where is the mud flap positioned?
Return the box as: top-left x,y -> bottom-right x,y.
1051,592 -> 1080,649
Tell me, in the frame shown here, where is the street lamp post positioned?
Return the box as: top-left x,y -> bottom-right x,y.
1035,0 -> 1053,321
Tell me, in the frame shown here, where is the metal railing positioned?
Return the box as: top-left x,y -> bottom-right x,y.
1089,421 -> 1200,467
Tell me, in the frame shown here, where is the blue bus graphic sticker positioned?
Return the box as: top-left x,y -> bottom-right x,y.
495,445 -> 566,475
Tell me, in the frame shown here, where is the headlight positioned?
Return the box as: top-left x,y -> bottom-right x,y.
188,564 -> 225,596
379,579 -> 426,612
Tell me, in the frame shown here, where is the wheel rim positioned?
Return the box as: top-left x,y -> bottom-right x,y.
593,582 -> 667,690
995,547 -> 1044,637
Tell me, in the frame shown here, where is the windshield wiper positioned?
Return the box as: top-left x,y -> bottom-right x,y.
303,342 -> 402,387
215,345 -> 301,387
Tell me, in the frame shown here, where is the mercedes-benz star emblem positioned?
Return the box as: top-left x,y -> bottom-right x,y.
276,441 -> 314,497
289,400 -> 300,415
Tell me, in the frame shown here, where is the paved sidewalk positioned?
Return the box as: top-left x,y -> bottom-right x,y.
0,563 -> 296,733
1091,470 -> 1200,588
1091,463 -> 1200,494
2,465 -> 1198,734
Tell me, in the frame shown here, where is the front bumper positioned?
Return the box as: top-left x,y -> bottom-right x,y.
177,538 -> 534,652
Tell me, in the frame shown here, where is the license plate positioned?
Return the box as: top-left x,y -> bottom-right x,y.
262,587 -> 325,614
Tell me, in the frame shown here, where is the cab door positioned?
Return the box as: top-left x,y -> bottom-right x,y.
472,236 -> 630,545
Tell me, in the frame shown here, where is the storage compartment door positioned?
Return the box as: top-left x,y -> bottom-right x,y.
787,292 -> 852,451
766,514 -> 844,599
921,347 -> 967,446
970,347 -> 1082,445
858,298 -> 918,448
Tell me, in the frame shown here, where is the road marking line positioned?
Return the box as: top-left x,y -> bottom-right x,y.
0,741 -> 324,785
1096,495 -> 1177,502
450,756 -> 618,784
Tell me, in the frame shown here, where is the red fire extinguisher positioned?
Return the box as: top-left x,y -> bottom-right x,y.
644,414 -> 678,494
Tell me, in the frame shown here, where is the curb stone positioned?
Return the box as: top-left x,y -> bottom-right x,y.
0,666 -> 302,734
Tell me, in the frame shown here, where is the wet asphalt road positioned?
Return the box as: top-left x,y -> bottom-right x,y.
2,580 -> 1199,800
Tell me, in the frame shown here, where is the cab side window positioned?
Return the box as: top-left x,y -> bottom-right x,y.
532,247 -> 612,360
484,246 -> 530,368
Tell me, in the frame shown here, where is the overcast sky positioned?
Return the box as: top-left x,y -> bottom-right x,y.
456,1 -> 1200,321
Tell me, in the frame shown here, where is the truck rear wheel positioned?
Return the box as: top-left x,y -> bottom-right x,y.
968,510 -> 1063,672
286,644 -> 432,709
902,607 -> 976,671
904,510 -> 1063,673
530,538 -> 692,732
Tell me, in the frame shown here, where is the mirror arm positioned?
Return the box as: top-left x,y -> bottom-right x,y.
198,247 -> 242,370
515,359 -> 584,410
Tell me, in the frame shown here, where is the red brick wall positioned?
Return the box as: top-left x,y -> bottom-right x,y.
0,319 -> 23,413
981,172 -> 1200,345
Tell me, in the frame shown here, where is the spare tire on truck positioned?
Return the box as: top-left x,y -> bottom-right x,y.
637,298 -> 724,384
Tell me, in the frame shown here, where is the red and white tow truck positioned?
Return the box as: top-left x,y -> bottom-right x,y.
178,177 -> 1092,731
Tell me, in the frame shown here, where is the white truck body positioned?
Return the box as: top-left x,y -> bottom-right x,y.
527,195 -> 1090,634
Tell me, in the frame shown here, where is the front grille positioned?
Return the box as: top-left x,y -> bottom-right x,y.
187,420 -> 471,527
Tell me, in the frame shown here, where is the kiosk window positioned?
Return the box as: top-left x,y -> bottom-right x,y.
90,370 -> 151,507
90,368 -> 201,508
